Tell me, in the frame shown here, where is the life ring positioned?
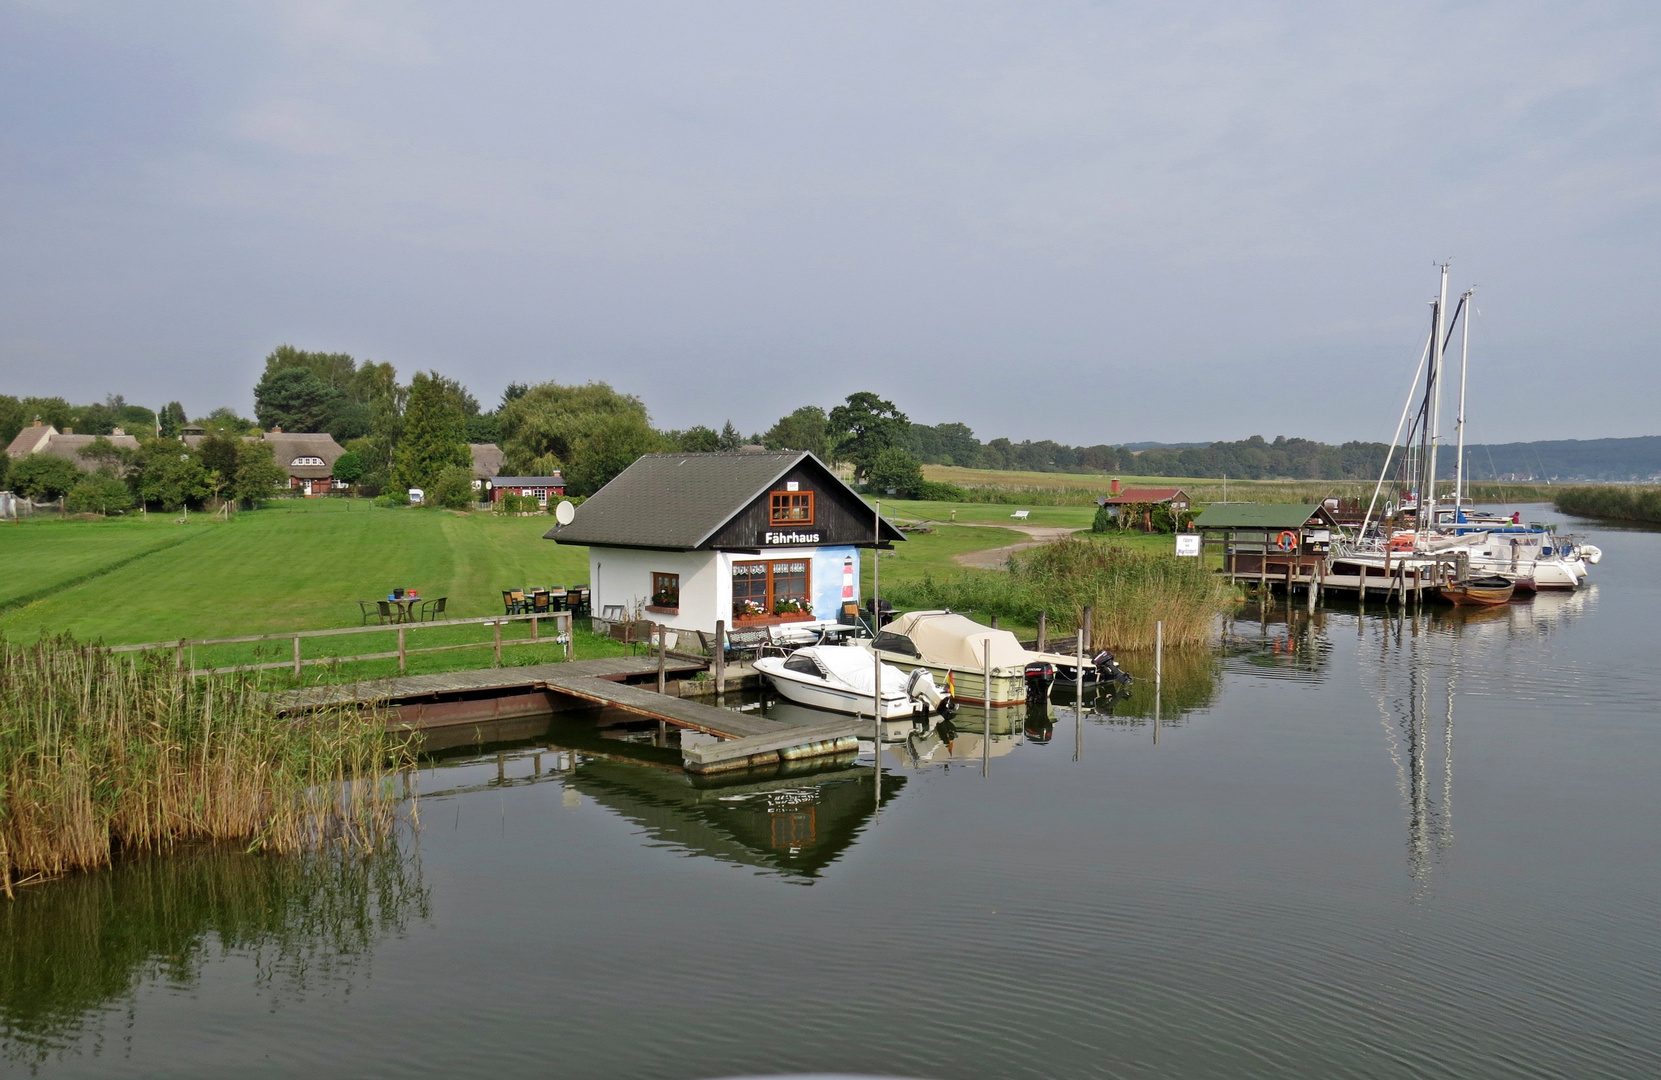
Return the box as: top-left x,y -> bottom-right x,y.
1275,530 -> 1298,551
1387,532 -> 1417,553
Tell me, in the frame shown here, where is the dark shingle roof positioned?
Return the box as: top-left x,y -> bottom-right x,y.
1192,503 -> 1336,529
492,476 -> 563,486
546,451 -> 884,550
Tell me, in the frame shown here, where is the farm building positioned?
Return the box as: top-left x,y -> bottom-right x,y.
6,423 -> 141,466
470,443 -> 504,481
491,475 -> 565,507
546,450 -> 903,635
1095,481 -> 1193,530
181,428 -> 348,496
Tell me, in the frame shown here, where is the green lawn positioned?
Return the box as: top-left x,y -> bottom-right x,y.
0,500 -> 588,644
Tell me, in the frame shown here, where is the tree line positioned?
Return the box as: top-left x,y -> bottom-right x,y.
4,345 -> 1416,513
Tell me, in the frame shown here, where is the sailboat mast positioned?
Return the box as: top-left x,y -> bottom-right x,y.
1423,264 -> 1449,533
1453,287 -> 1473,518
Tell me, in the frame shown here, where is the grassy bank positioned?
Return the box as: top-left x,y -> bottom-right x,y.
0,636 -> 411,891
1554,485 -> 1661,524
881,538 -> 1236,650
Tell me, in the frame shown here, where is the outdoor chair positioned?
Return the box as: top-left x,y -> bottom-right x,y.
531,591 -> 551,615
503,589 -> 527,615
357,600 -> 380,625
600,604 -> 627,623
376,600 -> 396,625
421,596 -> 448,621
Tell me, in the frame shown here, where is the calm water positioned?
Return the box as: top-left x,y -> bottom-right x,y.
5,509 -> 1659,1079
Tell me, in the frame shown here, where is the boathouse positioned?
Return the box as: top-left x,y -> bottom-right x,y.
1191,502 -> 1341,580
545,450 -> 903,634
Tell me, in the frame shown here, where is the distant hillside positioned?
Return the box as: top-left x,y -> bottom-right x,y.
1457,436 -> 1661,482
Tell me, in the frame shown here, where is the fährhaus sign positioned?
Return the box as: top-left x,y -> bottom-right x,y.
765,531 -> 821,545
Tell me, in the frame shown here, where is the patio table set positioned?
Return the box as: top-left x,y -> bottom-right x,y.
357,589 -> 448,625
503,586 -> 590,617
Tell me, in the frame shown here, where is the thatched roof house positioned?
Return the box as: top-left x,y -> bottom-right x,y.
5,423 -> 140,467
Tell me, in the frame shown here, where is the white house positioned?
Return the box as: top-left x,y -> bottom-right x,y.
545,450 -> 904,635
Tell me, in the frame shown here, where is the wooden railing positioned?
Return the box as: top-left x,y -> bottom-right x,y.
108,612 -> 575,676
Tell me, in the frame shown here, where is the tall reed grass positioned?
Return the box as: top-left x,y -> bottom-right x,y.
883,539 -> 1236,649
0,635 -> 411,892
1554,485 -> 1661,524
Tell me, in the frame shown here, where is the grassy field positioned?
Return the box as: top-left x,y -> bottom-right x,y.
922,464 -> 1564,506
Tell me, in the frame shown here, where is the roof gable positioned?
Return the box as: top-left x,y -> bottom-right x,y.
1103,487 -> 1188,505
546,451 -> 904,550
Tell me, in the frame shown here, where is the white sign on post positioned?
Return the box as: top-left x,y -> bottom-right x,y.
1174,533 -> 1201,557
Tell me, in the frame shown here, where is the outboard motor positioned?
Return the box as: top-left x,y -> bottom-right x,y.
1093,649 -> 1133,687
1024,661 -> 1055,699
905,668 -> 956,720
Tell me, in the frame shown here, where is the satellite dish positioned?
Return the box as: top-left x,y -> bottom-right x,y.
554,500 -> 576,525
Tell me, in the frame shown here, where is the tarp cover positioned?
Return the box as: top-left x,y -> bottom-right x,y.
807,646 -> 908,698
884,611 -> 1030,671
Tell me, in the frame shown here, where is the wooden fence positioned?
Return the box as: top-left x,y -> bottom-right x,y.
108,612 -> 574,677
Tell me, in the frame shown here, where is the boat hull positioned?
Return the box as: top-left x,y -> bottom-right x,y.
758,667 -> 920,720
1439,580 -> 1515,606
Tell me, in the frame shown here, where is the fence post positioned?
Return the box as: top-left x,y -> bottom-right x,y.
493,619 -> 502,667
563,612 -> 573,661
176,639 -> 185,670
292,635 -> 301,679
398,626 -> 406,672
714,620 -> 726,698
657,622 -> 666,694
1036,610 -> 1047,652
532,614 -> 539,642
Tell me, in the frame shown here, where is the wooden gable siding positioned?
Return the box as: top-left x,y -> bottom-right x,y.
705,460 -> 880,550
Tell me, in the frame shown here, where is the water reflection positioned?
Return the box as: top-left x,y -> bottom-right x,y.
0,840 -> 429,1066
420,736 -> 903,883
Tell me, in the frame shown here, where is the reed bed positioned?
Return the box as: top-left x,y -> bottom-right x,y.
1554,485 -> 1661,524
0,635 -> 412,893
883,538 -> 1237,650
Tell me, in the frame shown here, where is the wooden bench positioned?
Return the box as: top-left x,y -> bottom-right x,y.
695,626 -> 773,662
1010,510 -> 1031,520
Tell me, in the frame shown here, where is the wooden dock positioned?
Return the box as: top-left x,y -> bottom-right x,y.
273,656 -> 863,773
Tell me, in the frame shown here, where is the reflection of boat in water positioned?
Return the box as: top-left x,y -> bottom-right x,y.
884,718 -> 1023,769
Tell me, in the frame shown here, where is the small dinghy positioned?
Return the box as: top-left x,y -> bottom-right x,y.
1440,574 -> 1516,606
756,645 -> 956,720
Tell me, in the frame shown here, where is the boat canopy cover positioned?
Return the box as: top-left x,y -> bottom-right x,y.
1424,531 -> 1489,552
884,611 -> 1030,671
806,646 -> 909,698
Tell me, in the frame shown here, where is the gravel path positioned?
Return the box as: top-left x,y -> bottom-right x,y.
947,523 -> 1080,570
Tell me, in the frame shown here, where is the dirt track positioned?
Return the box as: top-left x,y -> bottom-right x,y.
948,523 -> 1080,570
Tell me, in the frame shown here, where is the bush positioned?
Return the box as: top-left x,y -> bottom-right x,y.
64,473 -> 134,515
867,447 -> 925,497
427,464 -> 475,510
495,491 -> 541,514
8,455 -> 83,501
1092,504 -> 1115,533
332,450 -> 364,486
916,480 -> 967,501
372,491 -> 409,508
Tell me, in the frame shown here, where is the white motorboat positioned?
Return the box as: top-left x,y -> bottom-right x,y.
755,645 -> 954,720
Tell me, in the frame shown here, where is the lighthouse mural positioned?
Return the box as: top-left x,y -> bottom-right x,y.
810,547 -> 859,621
842,556 -> 855,605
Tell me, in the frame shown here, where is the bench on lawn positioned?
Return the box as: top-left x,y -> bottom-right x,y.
1010,510 -> 1031,520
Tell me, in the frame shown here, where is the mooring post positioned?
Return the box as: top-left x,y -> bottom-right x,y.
292,635 -> 301,679
1155,619 -> 1164,745
562,612 -> 573,661
493,619 -> 502,666
656,622 -> 667,694
714,620 -> 726,700
1036,610 -> 1047,652
982,637 -> 992,777
990,614 -> 999,630
397,626 -> 406,672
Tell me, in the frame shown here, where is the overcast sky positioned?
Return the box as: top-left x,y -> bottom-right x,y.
2,1 -> 1656,446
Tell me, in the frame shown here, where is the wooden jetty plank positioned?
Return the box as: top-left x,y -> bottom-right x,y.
682,719 -> 864,774
272,656 -> 703,712
541,675 -> 781,739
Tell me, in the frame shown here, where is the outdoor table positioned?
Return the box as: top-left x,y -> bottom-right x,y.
386,596 -> 422,623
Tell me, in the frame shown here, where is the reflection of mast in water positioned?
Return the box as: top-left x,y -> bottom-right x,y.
1367,610 -> 1456,892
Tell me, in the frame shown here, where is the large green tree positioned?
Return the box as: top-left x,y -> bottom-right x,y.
498,382 -> 652,475
253,367 -> 343,433
762,405 -> 832,460
157,401 -> 187,438
232,441 -> 286,506
828,392 -> 910,480
866,446 -> 925,497
564,412 -> 669,496
8,455 -> 82,500
393,371 -> 471,492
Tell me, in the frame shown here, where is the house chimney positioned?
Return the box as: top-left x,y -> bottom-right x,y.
111,427 -> 125,436
63,427 -> 73,435
270,426 -> 282,434
1110,478 -> 1120,496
